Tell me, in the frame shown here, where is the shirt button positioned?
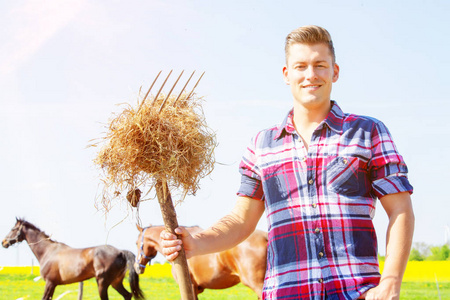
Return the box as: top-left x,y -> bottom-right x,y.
318,252 -> 324,258
312,203 -> 317,208
315,228 -> 320,233
308,179 -> 314,185
302,157 -> 307,162
318,278 -> 323,283
343,158 -> 348,164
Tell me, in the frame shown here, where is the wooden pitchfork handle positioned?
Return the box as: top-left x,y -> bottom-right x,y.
155,179 -> 195,300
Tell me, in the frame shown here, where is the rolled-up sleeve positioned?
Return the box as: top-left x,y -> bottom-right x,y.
237,137 -> 265,201
369,121 -> 413,198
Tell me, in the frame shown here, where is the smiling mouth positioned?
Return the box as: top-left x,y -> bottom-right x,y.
302,85 -> 321,89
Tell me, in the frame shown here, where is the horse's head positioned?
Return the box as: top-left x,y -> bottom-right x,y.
134,225 -> 158,274
2,218 -> 26,248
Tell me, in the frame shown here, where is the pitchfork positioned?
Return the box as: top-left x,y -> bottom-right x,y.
139,70 -> 205,300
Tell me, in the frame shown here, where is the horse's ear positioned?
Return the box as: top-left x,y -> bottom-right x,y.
136,224 -> 143,232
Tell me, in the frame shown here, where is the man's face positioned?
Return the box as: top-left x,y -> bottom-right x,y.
283,43 -> 339,110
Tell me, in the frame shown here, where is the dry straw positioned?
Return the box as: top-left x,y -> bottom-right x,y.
93,82 -> 216,210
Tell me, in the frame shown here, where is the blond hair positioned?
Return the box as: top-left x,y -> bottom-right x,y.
285,25 -> 336,64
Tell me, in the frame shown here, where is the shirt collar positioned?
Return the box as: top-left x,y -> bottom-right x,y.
324,101 -> 344,134
274,101 -> 344,140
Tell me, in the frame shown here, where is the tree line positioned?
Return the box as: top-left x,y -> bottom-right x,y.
408,242 -> 450,261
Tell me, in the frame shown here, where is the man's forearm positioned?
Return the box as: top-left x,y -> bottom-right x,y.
382,208 -> 414,286
379,192 -> 415,294
192,196 -> 265,256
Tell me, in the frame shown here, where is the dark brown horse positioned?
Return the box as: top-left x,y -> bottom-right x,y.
2,218 -> 145,300
135,225 -> 267,299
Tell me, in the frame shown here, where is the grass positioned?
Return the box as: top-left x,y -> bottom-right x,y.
0,262 -> 449,299
400,282 -> 450,300
0,265 -> 257,300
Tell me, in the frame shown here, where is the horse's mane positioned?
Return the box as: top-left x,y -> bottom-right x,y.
17,218 -> 56,242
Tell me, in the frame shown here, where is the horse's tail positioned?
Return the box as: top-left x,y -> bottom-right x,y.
123,250 -> 145,300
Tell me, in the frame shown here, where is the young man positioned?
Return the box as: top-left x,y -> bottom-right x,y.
161,25 -> 414,300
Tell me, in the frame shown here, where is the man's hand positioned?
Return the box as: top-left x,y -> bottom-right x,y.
362,278 -> 401,300
160,227 -> 196,261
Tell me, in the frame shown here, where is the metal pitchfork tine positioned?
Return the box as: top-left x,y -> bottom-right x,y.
172,70 -> 196,107
138,70 -> 162,112
139,70 -> 205,114
163,70 -> 205,109
152,69 -> 173,106
158,70 -> 185,113
184,71 -> 205,103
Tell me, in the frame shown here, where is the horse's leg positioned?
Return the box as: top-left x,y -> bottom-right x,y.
241,271 -> 264,299
96,276 -> 111,300
42,281 -> 56,300
111,280 -> 132,300
239,271 -> 264,299
192,281 -> 200,300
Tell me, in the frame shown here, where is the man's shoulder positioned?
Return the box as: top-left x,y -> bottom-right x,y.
251,109 -> 293,142
251,123 -> 283,142
332,101 -> 381,124
342,112 -> 381,123
341,111 -> 384,130
259,122 -> 284,133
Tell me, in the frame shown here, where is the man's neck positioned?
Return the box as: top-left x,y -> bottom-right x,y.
292,101 -> 331,148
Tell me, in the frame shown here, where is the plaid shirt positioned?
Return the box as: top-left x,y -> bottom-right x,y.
237,101 -> 413,300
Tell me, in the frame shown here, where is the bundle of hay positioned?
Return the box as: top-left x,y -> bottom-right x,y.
93,92 -> 216,209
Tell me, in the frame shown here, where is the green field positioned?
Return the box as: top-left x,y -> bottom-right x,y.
0,274 -> 258,299
0,265 -> 257,300
0,263 -> 449,299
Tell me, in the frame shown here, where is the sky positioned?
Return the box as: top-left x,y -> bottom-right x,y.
1,0 -> 449,266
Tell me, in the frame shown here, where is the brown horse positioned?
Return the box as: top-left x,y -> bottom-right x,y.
135,225 -> 267,299
2,218 -> 145,300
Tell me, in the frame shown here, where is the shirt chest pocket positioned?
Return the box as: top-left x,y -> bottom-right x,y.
326,156 -> 361,195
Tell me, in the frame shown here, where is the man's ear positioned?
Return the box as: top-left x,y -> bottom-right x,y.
332,63 -> 340,82
282,65 -> 290,85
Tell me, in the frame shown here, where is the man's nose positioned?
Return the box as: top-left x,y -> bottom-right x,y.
305,66 -> 317,80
